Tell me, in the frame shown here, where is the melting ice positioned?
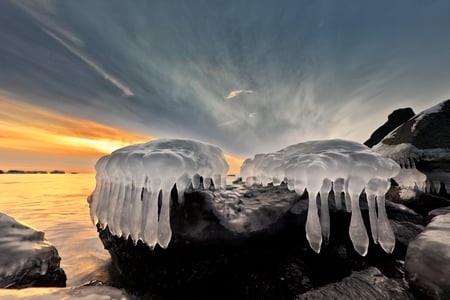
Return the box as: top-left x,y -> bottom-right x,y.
241,139 -> 400,256
89,139 -> 229,249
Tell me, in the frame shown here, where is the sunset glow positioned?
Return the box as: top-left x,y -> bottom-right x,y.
0,96 -> 243,174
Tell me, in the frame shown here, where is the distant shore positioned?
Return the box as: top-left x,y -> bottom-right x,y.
0,170 -> 77,174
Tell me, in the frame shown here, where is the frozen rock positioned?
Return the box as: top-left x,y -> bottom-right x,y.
0,286 -> 129,300
405,212 -> 450,299
373,99 -> 450,193
0,212 -> 66,288
88,139 -> 229,249
241,139 -> 400,255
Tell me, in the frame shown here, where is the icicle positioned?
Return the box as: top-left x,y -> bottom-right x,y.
157,179 -> 174,248
319,178 -> 332,244
204,177 -> 212,189
333,178 -> 344,210
143,178 -> 161,249
347,176 -> 369,256
366,178 -> 379,244
376,179 -> 395,253
305,188 -> 322,253
192,173 -> 201,189
120,180 -> 134,240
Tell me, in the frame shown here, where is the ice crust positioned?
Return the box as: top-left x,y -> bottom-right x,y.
240,139 -> 400,256
89,139 -> 229,249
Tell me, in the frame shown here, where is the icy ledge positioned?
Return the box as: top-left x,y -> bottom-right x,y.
88,139 -> 229,249
240,139 -> 400,256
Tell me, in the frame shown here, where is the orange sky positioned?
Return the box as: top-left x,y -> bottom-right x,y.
0,97 -> 243,174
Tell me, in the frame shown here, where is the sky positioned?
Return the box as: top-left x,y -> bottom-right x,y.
1,0 -> 450,174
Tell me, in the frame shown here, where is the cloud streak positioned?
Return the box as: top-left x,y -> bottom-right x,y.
225,89 -> 255,100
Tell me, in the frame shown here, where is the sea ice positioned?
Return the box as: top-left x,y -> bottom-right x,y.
240,139 -> 400,255
89,139 -> 229,249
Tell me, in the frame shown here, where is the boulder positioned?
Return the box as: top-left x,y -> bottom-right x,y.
97,182 -> 421,298
364,107 -> 415,148
405,212 -> 450,299
373,99 -> 450,195
0,212 -> 66,288
296,267 -> 413,299
0,286 -> 129,300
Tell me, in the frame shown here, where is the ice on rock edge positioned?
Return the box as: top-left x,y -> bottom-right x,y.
89,139 -> 229,249
240,139 -> 400,256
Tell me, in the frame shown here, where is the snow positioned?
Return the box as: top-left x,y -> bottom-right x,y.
373,143 -> 450,190
410,102 -> 444,132
240,139 -> 400,256
373,143 -> 450,165
89,139 -> 229,249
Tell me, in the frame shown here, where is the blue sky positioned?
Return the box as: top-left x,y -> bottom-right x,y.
1,0 -> 450,158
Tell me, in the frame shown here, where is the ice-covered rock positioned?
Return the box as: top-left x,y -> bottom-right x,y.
373,99 -> 450,193
0,212 -> 66,288
95,175 -> 429,298
241,139 -> 400,256
405,211 -> 450,299
89,139 -> 229,249
0,286 -> 129,300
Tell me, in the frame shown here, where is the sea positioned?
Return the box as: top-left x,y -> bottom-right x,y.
0,174 -> 112,287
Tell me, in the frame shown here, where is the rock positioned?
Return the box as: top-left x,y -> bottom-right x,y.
373,99 -> 450,194
296,267 -> 413,299
0,212 -> 66,288
97,182 -> 423,297
385,200 -> 424,225
405,212 -> 450,299
426,206 -> 450,224
364,107 -> 415,148
0,286 -> 130,300
390,221 -> 424,257
167,182 -> 300,245
388,187 -> 450,216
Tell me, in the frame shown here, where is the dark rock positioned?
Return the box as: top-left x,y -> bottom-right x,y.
364,107 -> 415,148
388,187 -> 450,216
296,267 -> 413,299
379,100 -> 450,149
0,212 -> 66,288
405,212 -> 450,299
96,182 -> 425,298
385,200 -> 424,225
390,221 -> 424,257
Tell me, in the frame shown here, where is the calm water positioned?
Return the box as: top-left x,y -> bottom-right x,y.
0,174 -> 112,286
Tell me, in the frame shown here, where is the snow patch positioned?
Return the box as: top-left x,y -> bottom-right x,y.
410,102 -> 444,132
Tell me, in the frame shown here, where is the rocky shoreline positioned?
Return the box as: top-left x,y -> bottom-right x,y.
96,180 -> 450,299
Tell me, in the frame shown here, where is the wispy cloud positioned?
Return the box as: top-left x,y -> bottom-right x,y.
42,29 -> 134,97
225,89 -> 255,100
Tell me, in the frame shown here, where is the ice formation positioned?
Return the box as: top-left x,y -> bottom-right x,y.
89,139 -> 229,249
240,139 -> 400,256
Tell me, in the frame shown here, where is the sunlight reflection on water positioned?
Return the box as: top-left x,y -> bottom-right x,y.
0,174 -> 112,286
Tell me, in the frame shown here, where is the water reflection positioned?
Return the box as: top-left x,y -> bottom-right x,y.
0,174 -> 112,286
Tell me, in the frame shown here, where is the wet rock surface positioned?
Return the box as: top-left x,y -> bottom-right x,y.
96,181 -> 437,299
0,212 -> 66,288
405,212 -> 450,299
0,285 -> 129,300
